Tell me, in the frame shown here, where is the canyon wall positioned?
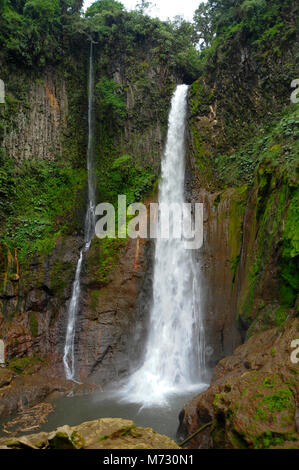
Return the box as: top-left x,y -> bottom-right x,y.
178,0 -> 299,447
0,42 -> 174,417
2,73 -> 68,163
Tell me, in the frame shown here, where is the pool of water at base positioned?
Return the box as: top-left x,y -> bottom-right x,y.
35,385 -> 208,442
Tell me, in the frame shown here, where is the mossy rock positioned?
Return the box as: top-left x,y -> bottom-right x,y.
0,419 -> 179,450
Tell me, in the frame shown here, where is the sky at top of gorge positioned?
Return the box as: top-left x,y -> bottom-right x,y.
83,0 -> 202,22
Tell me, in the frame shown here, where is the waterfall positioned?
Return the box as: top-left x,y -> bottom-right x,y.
121,85 -> 206,406
63,43 -> 96,381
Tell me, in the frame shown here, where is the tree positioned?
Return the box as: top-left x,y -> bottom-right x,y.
8,0 -> 26,13
193,2 -> 215,49
0,0 -> 6,11
135,0 -> 153,15
85,0 -> 124,17
171,15 -> 197,46
96,77 -> 126,126
24,0 -> 61,25
59,0 -> 83,14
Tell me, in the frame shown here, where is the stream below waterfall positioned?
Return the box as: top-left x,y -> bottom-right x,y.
28,386 -> 207,441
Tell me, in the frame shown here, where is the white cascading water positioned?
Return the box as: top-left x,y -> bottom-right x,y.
63,43 -> 96,381
121,85 -> 206,405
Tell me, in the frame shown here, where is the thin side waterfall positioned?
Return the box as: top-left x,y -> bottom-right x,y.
121,85 -> 206,406
63,43 -> 96,381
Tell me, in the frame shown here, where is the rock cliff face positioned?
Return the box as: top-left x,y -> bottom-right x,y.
65,235 -> 154,385
3,72 -> 68,162
185,147 -> 298,369
0,234 -> 153,387
178,0 -> 299,446
112,62 -> 173,174
0,46 -> 171,418
0,236 -> 82,362
185,156 -> 244,369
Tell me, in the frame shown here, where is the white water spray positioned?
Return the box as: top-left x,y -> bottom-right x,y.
63,43 -> 96,381
121,85 -> 206,405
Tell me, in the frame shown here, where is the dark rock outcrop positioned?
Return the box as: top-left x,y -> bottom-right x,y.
69,234 -> 154,385
178,317 -> 299,449
0,366 -> 71,420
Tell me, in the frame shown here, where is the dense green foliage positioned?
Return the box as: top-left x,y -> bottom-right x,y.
213,106 -> 299,187
98,153 -> 155,206
0,0 -> 201,80
193,2 -> 215,48
195,0 -> 297,45
189,0 -> 298,186
0,0 -> 84,66
0,149 -> 86,261
85,1 -> 201,83
95,77 -> 126,126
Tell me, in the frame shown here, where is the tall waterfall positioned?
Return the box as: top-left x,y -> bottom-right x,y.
121,85 -> 206,405
63,43 -> 96,381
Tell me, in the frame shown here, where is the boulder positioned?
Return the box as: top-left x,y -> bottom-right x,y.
0,418 -> 180,450
178,318 -> 299,449
0,369 -> 13,389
